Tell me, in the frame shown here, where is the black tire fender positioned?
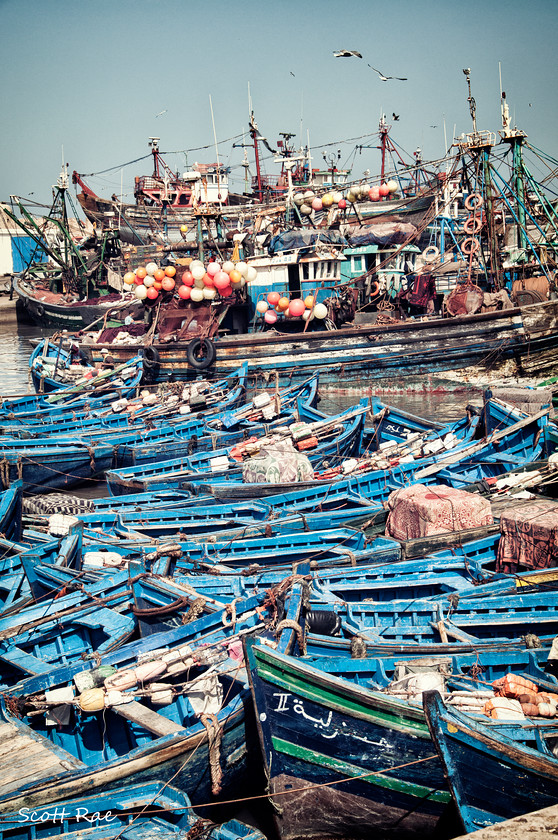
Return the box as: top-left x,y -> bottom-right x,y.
141,345 -> 160,383
186,338 -> 216,370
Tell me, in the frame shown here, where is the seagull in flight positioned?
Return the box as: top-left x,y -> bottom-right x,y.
155,109 -> 168,118
333,49 -> 362,58
368,65 -> 407,81
392,112 -> 400,121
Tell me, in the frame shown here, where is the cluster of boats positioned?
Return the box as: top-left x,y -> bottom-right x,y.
0,340 -> 557,838
5,80 -> 558,395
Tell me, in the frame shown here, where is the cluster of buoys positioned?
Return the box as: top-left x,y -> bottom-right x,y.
293,180 -> 398,213
123,260 -> 258,304
256,291 -> 328,324
177,259 -> 258,302
123,262 -> 177,301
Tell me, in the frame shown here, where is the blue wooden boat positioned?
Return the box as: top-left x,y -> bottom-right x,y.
0,388 -> 134,425
243,635 -> 453,839
29,339 -> 144,395
243,633 -> 558,840
197,398 -> 545,502
0,566 -> 131,640
0,531 -> 85,618
3,374 -> 319,477
0,782 -> 266,838
0,438 -> 116,494
105,398 -> 368,495
424,690 -> 558,833
363,396 -> 465,447
118,375 -> 320,467
304,586 -> 558,659
4,363 -> 249,440
0,372 -> 299,491
0,481 -> 22,543
166,527 -> 394,571
78,486 -> 380,539
0,584 -> 303,813
0,600 -> 136,688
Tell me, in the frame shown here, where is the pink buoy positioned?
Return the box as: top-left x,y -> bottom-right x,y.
379,183 -> 390,197
178,285 -> 191,300
214,271 -> 230,290
311,197 -> 323,211
264,310 -> 277,324
267,291 -> 280,306
161,278 -> 175,291
181,271 -> 194,287
206,261 -> 220,277
338,199 -> 347,209
202,273 -> 215,287
219,284 -> 233,297
369,186 -> 380,201
288,298 -> 306,317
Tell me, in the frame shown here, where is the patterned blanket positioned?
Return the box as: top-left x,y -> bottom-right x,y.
386,484 -> 493,541
497,500 -> 558,573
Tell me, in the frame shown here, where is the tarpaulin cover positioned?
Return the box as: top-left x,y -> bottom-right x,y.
345,222 -> 417,247
385,483 -> 493,541
242,437 -> 314,484
496,499 -> 558,573
268,229 -> 347,255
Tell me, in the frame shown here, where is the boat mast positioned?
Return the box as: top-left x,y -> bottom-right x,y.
249,111 -> 264,203
498,87 -> 528,252
149,137 -> 161,178
379,115 -> 388,183
461,69 -> 501,289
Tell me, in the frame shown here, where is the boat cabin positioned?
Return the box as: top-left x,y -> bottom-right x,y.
246,249 -> 346,316
342,244 -> 420,306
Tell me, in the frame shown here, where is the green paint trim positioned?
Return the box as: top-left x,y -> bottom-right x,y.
255,655 -> 428,739
272,736 -> 450,804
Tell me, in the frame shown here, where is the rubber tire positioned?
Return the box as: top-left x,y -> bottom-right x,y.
186,338 -> 216,370
141,346 -> 160,384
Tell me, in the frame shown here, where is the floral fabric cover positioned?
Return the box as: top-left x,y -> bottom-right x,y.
496,499 -> 558,573
242,437 -> 314,484
385,483 -> 493,541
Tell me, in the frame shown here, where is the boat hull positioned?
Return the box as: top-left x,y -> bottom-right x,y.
244,640 -> 452,839
424,690 -> 558,833
13,277 -> 133,330
78,300 -> 558,386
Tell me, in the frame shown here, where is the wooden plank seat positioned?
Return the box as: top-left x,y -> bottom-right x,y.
0,721 -> 84,795
113,701 -> 187,737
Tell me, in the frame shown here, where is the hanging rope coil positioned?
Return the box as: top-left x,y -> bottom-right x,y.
200,712 -> 224,795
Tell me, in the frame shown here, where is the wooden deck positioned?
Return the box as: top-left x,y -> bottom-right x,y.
0,721 -> 83,795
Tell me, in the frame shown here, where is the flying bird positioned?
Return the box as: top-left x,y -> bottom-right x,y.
155,109 -> 168,118
368,65 -> 407,81
290,71 -> 295,77
333,49 -> 362,58
392,112 -> 400,121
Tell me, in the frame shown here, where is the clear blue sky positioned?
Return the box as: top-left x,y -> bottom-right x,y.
2,0 -> 557,209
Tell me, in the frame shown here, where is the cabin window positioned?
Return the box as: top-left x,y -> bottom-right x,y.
302,263 -> 310,280
351,256 -> 364,274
